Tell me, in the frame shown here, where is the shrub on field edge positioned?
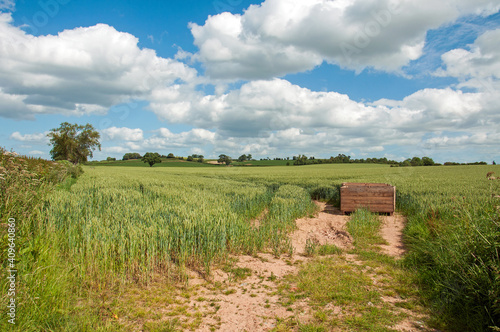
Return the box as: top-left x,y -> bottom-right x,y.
57,160 -> 84,178
309,186 -> 340,206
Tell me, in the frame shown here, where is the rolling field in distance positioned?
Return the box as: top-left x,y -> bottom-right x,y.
2,162 -> 499,331
86,158 -> 218,167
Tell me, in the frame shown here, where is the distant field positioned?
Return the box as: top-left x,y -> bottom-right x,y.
90,158 -> 292,167
231,159 -> 291,166
87,158 -> 218,167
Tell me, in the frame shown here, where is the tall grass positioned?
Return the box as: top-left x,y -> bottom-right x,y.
347,208 -> 386,251
400,185 -> 500,330
37,170 -> 316,282
0,148 -> 80,332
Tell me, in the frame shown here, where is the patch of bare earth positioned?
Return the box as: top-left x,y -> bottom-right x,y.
192,201 -> 353,331
193,254 -> 309,331
292,201 -> 353,254
379,213 -> 407,258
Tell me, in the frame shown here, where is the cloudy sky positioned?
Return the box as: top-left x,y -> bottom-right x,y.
1,0 -> 499,163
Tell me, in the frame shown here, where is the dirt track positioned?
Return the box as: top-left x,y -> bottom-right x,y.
189,201 -> 415,331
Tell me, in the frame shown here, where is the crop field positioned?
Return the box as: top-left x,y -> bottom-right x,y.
86,158 -> 218,167
2,161 -> 500,331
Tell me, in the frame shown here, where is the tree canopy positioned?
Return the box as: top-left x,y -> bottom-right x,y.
218,154 -> 232,165
142,152 -> 162,167
47,122 -> 101,164
123,152 -> 142,160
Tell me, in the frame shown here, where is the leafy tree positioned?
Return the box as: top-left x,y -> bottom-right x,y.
198,155 -> 204,163
123,152 -> 141,160
187,155 -> 194,161
47,122 -> 101,164
422,156 -> 435,166
410,157 -> 423,167
167,153 -> 175,159
293,155 -> 308,165
106,157 -> 116,162
238,154 -> 247,162
142,152 -> 162,167
401,159 -> 411,167
246,154 -> 252,161
218,154 -> 232,165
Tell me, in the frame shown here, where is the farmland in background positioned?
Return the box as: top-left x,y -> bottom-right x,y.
86,158 -> 217,167
1,161 -> 499,331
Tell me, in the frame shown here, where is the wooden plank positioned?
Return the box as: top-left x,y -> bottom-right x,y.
341,194 -> 395,199
342,195 -> 394,200
340,182 -> 395,214
341,208 -> 394,213
341,187 -> 393,193
341,206 -> 394,211
341,203 -> 394,208
341,197 -> 394,203
342,183 -> 392,187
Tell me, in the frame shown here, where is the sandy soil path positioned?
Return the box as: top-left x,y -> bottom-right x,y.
191,202 -> 426,331
380,213 -> 407,258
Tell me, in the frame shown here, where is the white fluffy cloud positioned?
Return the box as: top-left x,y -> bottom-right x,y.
144,128 -> 216,149
150,78 -> 496,137
190,0 -> 500,79
10,131 -> 50,144
144,77 -> 499,158
373,88 -> 487,131
437,28 -> 500,92
0,13 -> 197,120
102,127 -> 216,156
101,127 -> 144,142
149,79 -> 381,136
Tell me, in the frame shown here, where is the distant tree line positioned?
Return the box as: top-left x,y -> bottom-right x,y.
237,154 -> 253,162
443,161 -> 488,166
111,151 -> 490,167
122,153 -> 142,160
187,154 -> 204,163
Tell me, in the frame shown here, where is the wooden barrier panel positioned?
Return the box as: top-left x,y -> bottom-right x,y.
340,183 -> 395,215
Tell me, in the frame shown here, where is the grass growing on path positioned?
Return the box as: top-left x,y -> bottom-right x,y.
276,209 -> 429,331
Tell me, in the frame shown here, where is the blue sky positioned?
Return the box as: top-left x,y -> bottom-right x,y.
1,0 -> 499,163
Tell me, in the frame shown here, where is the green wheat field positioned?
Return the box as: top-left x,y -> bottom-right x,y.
1,156 -> 499,331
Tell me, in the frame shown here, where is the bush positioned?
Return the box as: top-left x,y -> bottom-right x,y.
56,160 -> 84,179
309,186 -> 340,206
